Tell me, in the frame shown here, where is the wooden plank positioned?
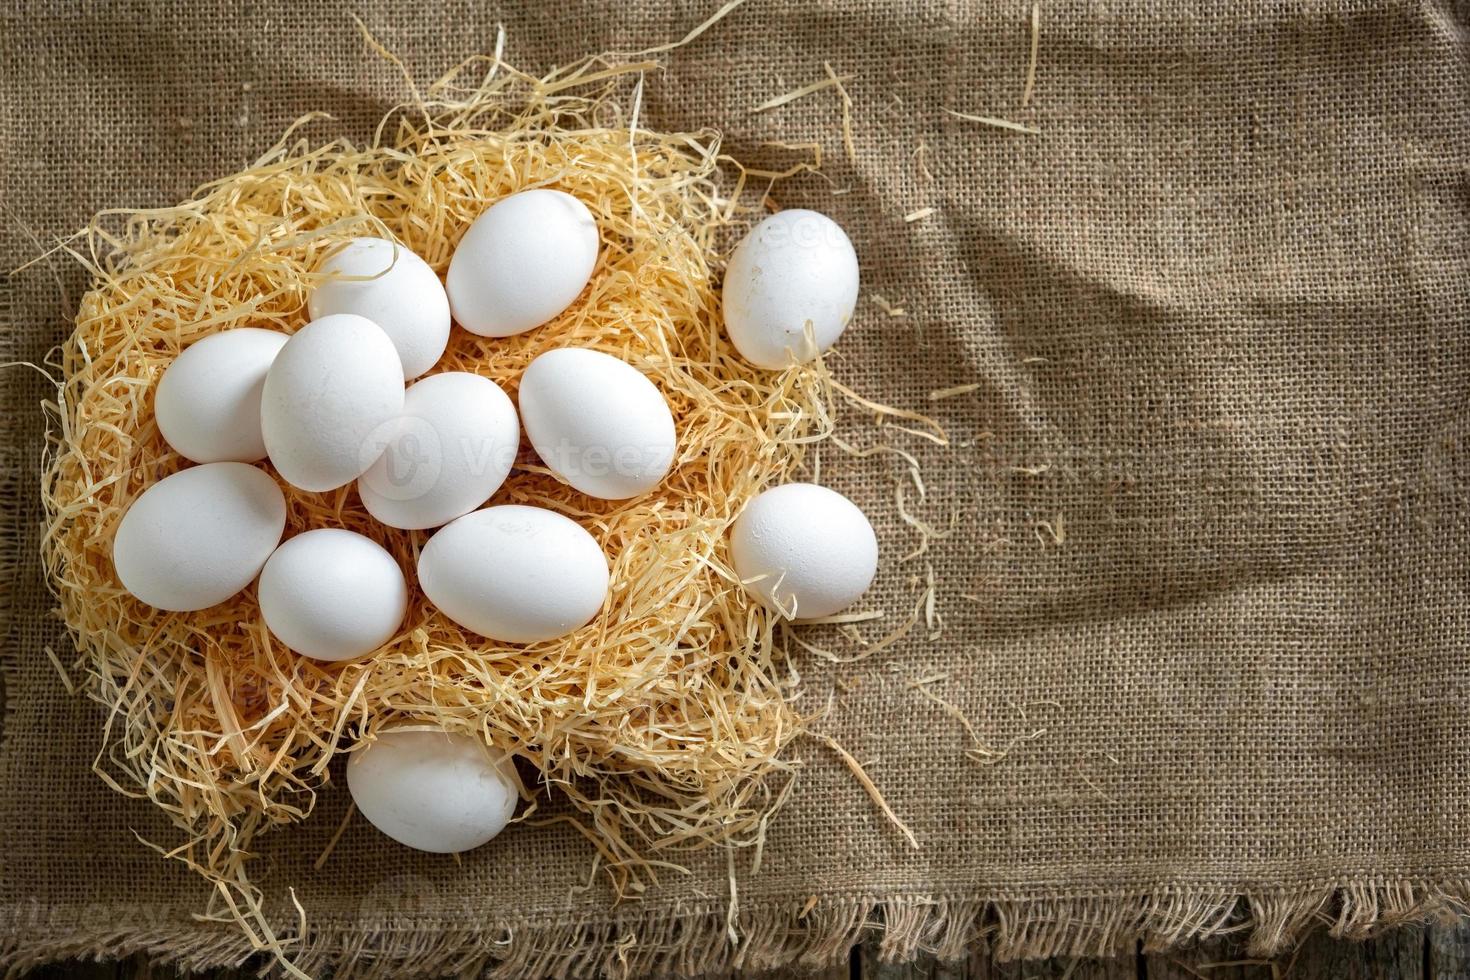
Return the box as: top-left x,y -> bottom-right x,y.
1141,927 -> 1424,980
1427,915 -> 1470,980
1148,928 -> 1425,979
1147,938 -> 1274,979
19,927 -> 1445,978
859,945 -> 974,979
1282,927 -> 1424,979
860,944 -> 1137,980
996,955 -> 1138,979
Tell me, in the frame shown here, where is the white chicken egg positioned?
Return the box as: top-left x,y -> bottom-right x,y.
307,237 -> 451,380
445,189 -> 599,338
729,483 -> 878,620
347,725 -> 519,854
721,209 -> 860,369
261,313 -> 405,492
357,372 -> 519,530
257,528 -> 408,662
154,328 -> 287,463
518,348 -> 676,500
418,505 -> 608,644
112,462 -> 286,612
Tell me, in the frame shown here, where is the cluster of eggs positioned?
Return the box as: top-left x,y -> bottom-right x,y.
110,194 -> 878,854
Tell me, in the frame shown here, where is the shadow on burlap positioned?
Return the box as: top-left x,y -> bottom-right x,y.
2,1 -> 1468,976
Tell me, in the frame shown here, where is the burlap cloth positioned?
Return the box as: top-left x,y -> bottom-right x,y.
3,0 -> 1468,976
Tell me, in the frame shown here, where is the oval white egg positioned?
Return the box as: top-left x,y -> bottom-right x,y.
307,237 -> 451,380
347,726 -> 519,854
261,313 -> 405,492
155,328 -> 287,463
257,528 -> 407,662
729,482 -> 878,620
446,189 -> 599,338
518,348 -> 676,500
357,372 -> 519,530
722,209 -> 860,369
112,462 -> 286,611
418,505 -> 608,644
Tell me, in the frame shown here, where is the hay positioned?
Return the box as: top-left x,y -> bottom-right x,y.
37,43 -> 867,953
1022,2 -> 1041,108
750,73 -> 854,113
814,732 -> 918,850
942,108 -> 1041,135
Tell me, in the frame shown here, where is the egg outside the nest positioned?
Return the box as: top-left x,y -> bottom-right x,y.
446,189 -> 600,338
256,528 -> 408,662
721,209 -> 860,370
347,726 -> 520,854
729,482 -> 878,620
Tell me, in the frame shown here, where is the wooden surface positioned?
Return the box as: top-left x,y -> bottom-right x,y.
18,918 -> 1467,978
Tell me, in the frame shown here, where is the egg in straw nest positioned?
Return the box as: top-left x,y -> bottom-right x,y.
38,33 -> 935,971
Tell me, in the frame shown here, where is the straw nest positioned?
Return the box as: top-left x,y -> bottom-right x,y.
39,50 -> 857,924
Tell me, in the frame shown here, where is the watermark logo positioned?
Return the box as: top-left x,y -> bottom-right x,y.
358,416 -> 442,502
754,211 -> 850,251
540,437 -> 673,482
359,872 -> 440,925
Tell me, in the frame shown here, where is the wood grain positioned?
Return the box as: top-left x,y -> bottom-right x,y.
859,943 -> 1139,980
1427,918 -> 1469,980
11,918 -> 1465,976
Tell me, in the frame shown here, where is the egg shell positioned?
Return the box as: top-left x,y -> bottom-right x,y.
154,328 -> 288,463
112,462 -> 286,612
261,313 -> 406,492
418,505 -> 609,644
446,189 -> 599,338
357,372 -> 519,530
257,528 -> 408,662
518,348 -> 676,500
729,483 -> 878,620
307,237 -> 451,380
721,209 -> 860,369
347,726 -> 519,854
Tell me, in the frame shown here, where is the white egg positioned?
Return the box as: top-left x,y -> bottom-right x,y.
418,505 -> 608,644
518,348 -> 676,500
729,483 -> 878,620
446,189 -> 599,338
154,328 -> 287,463
307,237 -> 451,380
357,372 -> 519,530
112,462 -> 286,612
261,313 -> 406,492
722,209 -> 860,369
347,726 -> 519,854
257,529 -> 408,662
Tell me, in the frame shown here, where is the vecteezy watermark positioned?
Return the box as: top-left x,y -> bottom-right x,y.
751,210 -> 852,251
358,415 -> 441,502
538,437 -> 675,483
356,416 -> 518,503
358,872 -> 441,925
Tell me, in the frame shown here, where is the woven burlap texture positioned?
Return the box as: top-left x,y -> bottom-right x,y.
3,1 -> 1469,976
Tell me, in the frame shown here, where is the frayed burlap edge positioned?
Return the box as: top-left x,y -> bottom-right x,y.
3,880 -> 1468,978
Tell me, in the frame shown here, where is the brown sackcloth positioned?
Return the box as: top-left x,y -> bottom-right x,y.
3,0 -> 1469,976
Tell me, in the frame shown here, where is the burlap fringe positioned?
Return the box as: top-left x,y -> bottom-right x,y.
3,879 -> 1467,978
